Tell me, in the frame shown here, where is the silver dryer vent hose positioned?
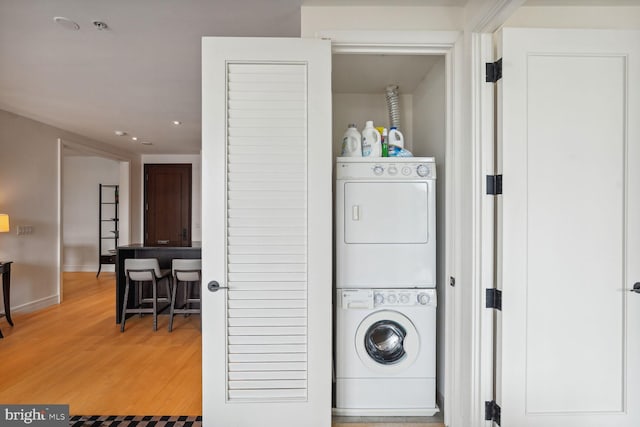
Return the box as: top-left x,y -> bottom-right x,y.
385,85 -> 400,129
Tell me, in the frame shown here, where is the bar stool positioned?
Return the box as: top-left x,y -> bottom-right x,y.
169,259 -> 201,332
121,258 -> 172,332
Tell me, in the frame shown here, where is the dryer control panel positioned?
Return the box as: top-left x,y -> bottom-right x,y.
336,157 -> 436,180
340,288 -> 437,309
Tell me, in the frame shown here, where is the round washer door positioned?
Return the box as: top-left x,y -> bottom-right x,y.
355,310 -> 419,373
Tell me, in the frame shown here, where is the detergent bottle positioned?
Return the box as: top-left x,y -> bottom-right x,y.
340,124 -> 362,157
361,121 -> 381,157
388,126 -> 404,149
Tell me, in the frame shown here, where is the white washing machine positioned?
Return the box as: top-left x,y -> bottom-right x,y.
334,288 -> 438,416
335,157 -> 436,289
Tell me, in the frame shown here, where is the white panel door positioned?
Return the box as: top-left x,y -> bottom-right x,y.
202,37 -> 332,427
497,28 -> 640,426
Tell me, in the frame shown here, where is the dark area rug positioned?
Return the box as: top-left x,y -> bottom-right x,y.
69,415 -> 202,426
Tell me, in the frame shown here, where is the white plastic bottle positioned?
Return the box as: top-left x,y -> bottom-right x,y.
388,126 -> 404,149
361,120 -> 381,157
340,124 -> 362,157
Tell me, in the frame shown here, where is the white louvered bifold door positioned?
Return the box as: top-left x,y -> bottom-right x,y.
202,38 -> 332,427
227,62 -> 308,401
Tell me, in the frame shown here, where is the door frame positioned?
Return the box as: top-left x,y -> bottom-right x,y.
316,29 -> 461,426
469,1 -> 527,426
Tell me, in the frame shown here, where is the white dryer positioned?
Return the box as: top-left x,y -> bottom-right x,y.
335,157 -> 436,289
334,288 -> 438,416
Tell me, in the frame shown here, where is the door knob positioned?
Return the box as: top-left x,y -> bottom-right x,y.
630,282 -> 640,293
208,281 -> 228,292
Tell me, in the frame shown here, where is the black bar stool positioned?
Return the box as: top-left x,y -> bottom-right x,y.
169,259 -> 201,332
121,258 -> 172,332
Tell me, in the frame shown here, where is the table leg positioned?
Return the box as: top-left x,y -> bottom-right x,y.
2,270 -> 12,326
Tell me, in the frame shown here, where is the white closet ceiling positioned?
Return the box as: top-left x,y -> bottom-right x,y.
332,54 -> 442,94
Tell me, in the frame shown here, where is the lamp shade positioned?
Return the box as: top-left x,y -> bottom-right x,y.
0,214 -> 9,232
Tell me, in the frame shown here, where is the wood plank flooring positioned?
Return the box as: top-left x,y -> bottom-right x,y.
0,272 -> 202,416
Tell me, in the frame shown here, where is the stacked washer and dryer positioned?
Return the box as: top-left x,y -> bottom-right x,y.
334,157 -> 438,417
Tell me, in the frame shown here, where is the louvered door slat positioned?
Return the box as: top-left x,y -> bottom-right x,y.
226,62 -> 308,402
228,299 -> 306,309
228,317 -> 306,327
229,353 -> 306,363
228,362 -> 307,372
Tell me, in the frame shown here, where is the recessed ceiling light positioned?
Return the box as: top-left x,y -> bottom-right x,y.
141,141 -> 153,145
131,136 -> 138,141
172,120 -> 182,126
114,130 -> 127,136
53,17 -> 80,31
92,20 -> 108,30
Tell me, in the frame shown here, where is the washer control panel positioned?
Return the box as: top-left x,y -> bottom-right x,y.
336,158 -> 436,180
340,288 -> 437,309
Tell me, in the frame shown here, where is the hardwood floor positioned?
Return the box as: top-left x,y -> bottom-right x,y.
0,272 -> 202,416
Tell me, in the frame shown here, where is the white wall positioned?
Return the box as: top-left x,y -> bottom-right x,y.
0,109 -> 139,314
63,156 -> 120,272
505,6 -> 640,29
301,6 -> 464,36
412,55 -> 447,400
140,154 -> 202,243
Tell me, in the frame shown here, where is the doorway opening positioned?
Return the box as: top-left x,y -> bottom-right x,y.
57,138 -> 131,302
323,31 -> 461,425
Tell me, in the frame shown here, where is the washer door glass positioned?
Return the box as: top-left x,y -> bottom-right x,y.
364,320 -> 407,365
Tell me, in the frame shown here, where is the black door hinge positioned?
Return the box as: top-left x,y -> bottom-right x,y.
450,276 -> 456,287
486,174 -> 503,195
485,400 -> 501,425
486,288 -> 502,311
486,58 -> 502,83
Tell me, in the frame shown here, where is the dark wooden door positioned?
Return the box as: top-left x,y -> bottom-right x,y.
144,164 -> 191,247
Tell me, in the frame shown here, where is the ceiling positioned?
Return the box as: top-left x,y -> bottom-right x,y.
0,0 -> 306,155
0,0 -> 637,155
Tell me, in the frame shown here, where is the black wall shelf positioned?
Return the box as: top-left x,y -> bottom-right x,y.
97,184 -> 119,277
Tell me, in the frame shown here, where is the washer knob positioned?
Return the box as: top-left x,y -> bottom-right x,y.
388,166 -> 398,175
387,293 -> 397,304
399,293 -> 410,304
416,164 -> 430,177
402,166 -> 411,176
417,293 -> 431,305
373,165 -> 384,176
374,293 -> 384,305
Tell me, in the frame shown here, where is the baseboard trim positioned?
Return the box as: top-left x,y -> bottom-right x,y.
63,265 -> 114,273
10,294 -> 59,314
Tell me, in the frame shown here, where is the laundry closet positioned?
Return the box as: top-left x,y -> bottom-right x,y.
201,33 -> 458,427
331,52 -> 449,414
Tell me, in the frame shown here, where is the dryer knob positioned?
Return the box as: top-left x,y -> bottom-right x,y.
373,165 -> 384,176
417,293 -> 431,305
399,293 -> 410,304
374,293 -> 384,305
416,164 -> 430,177
387,293 -> 397,304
